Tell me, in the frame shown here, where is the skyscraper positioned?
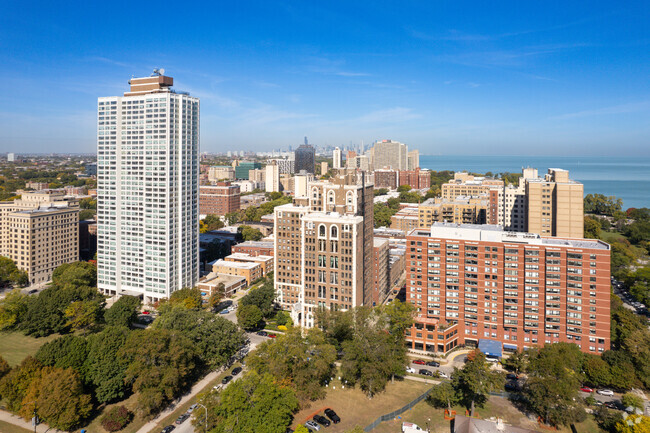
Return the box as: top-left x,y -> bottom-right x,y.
367,139 -> 408,171
97,71 -> 200,303
332,147 -> 342,169
294,144 -> 315,174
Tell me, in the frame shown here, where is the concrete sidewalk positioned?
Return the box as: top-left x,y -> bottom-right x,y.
0,409 -> 64,433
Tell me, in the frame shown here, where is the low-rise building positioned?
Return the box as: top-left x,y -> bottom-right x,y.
224,252 -> 274,275
208,166 -> 235,182
199,182 -> 240,216
418,196 -> 488,227
209,259 -> 262,286
374,169 -> 398,190
390,206 -> 420,232
399,168 -> 430,190
231,240 -> 274,257
198,272 -> 247,298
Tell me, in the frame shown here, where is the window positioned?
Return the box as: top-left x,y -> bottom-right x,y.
319,224 -> 326,237
331,226 -> 338,238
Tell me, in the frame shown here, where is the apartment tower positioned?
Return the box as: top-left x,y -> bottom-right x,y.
97,71 -> 199,302
274,172 -> 374,327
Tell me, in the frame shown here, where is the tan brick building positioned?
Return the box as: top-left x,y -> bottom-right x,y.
405,223 -> 610,355
209,259 -> 262,286
418,197 -> 488,227
441,173 -> 504,200
274,172 -> 374,328
372,237 -> 390,306
0,191 -> 79,284
391,206 -> 420,232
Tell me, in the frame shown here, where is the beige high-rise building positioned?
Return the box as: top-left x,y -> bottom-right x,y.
265,162 -> 280,193
0,191 -> 79,284
294,171 -> 314,198
208,166 -> 235,182
367,139 -> 408,171
274,171 -> 374,328
407,150 -> 419,170
526,168 -> 583,238
249,168 -> 265,184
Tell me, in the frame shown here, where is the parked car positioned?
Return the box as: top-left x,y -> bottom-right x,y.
504,382 -> 518,391
506,373 -> 519,380
268,333 -> 277,338
580,386 -> 594,393
188,404 -> 198,413
161,426 -> 175,433
313,414 -> 331,427
222,375 -> 233,384
231,367 -> 243,376
175,414 -> 189,425
412,359 -> 426,365
426,360 -> 440,367
213,384 -> 222,391
437,371 -> 448,379
324,408 -> 340,424
418,369 -> 433,376
597,389 -> 614,396
256,330 -> 268,336
305,420 -> 321,431
406,366 -> 416,374
27,289 -> 38,294
219,309 -> 229,314
486,356 -> 500,363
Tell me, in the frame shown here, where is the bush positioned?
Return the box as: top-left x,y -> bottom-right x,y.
100,405 -> 133,432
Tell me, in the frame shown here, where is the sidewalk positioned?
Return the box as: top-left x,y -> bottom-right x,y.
0,409 -> 63,433
134,367 -> 225,433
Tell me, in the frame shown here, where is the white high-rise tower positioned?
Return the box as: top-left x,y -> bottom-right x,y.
332,147 -> 342,169
97,71 -> 200,303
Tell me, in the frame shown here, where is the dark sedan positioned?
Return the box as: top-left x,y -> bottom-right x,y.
324,408 -> 341,424
313,414 -> 331,427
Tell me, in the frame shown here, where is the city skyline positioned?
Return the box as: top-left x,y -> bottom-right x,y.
0,1 -> 649,155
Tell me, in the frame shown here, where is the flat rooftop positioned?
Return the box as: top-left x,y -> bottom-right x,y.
210,259 -> 260,269
226,253 -> 273,262
199,272 -> 246,286
409,222 -> 609,250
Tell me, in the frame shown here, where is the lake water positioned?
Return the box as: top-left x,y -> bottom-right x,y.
420,155 -> 650,210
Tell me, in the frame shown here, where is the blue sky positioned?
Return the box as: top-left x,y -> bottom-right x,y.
0,1 -> 648,155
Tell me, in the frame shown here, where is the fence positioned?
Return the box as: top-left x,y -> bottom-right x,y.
363,385 -> 435,432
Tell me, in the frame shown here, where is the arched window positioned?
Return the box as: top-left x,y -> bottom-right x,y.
327,190 -> 335,204
312,187 -> 319,199
319,224 -> 326,237
347,191 -> 354,205
331,225 -> 338,238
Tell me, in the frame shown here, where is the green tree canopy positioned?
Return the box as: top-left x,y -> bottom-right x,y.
35,335 -> 88,371
83,326 -> 131,404
51,261 -> 97,288
0,289 -> 29,330
238,225 -> 264,241
451,351 -> 504,416
237,304 -> 263,330
240,280 -> 276,317
0,256 -> 28,288
105,295 -> 142,328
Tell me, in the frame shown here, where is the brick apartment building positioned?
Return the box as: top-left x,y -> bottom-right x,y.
405,223 -> 610,355
199,182 -> 240,216
399,168 -> 431,190
231,240 -> 274,257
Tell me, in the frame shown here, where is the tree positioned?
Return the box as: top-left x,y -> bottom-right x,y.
584,194 -> 623,216
64,299 -> 104,331
101,405 -> 134,432
0,289 -> 29,330
51,261 -> 97,288
35,335 -> 88,371
615,414 -> 650,433
524,343 -> 586,426
397,185 -> 411,192
380,300 -> 416,335
166,287 -> 203,310
0,355 -> 10,381
622,393 -> 644,411
248,328 -> 337,401
374,188 -> 389,196
21,367 -> 93,431
373,202 -> 397,228
202,214 -> 225,232
118,329 -> 198,418
340,307 -> 407,397
583,354 -> 613,387
427,381 -> 459,410
594,406 -> 623,432
451,351 -> 504,416
240,280 -> 276,317
238,225 -> 263,241
153,307 -> 245,368
585,216 -> 602,239
79,209 -> 96,220
83,326 -> 131,404
0,356 -> 42,412
502,351 -> 527,374
294,426 -> 311,433
105,295 -> 141,328
203,371 -> 298,433
0,256 -> 28,288
237,304 -> 263,330
208,283 -> 225,310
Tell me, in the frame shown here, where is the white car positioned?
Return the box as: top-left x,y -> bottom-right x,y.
438,371 -> 448,378
597,389 -> 614,396
406,367 -> 416,374
305,420 -> 321,431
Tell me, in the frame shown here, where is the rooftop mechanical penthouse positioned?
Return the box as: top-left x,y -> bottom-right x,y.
405,223 -> 610,355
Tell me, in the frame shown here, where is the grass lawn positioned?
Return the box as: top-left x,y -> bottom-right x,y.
82,393 -> 148,433
371,395 -> 605,433
0,331 -> 59,366
0,420 -> 32,433
290,378 -> 432,433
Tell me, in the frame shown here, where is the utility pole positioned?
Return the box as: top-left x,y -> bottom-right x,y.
196,403 -> 208,433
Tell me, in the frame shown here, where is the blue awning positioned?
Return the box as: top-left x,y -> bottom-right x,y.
478,339 -> 502,358
503,343 -> 518,350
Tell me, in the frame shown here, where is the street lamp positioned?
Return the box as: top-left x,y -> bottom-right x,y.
196,403 -> 208,433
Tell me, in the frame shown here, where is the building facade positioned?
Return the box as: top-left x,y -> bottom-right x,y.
332,147 -> 342,169
399,168 -> 430,190
407,150 -> 419,170
0,193 -> 79,284
265,162 -> 280,193
208,166 -> 235,182
374,169 -> 398,190
367,139 -> 408,171
372,237 -> 390,306
294,144 -> 315,174
274,172 -> 375,328
97,72 -> 199,302
199,182 -> 240,216
418,197 -> 488,227
405,223 -> 611,355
